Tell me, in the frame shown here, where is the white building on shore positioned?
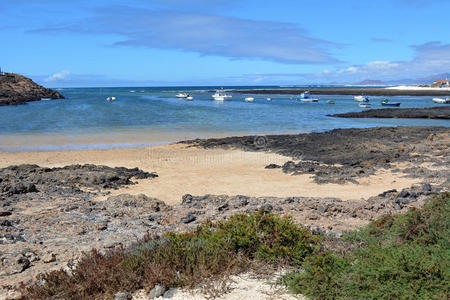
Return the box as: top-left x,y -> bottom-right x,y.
433,78 -> 450,87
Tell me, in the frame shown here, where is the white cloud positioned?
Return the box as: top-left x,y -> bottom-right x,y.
31,7 -> 341,65
45,70 -> 70,82
312,41 -> 450,82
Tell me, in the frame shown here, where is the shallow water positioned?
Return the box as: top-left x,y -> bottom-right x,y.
0,86 -> 448,151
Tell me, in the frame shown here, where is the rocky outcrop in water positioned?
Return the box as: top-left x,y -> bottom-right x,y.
0,73 -> 64,106
329,106 -> 450,119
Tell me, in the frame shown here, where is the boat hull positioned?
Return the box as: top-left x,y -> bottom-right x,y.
381,102 -> 400,107
432,98 -> 450,104
354,96 -> 369,102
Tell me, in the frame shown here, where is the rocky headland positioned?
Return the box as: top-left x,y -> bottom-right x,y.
329,106 -> 450,119
0,73 -> 64,106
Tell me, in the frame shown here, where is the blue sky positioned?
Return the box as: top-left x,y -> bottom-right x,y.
1,0 -> 449,87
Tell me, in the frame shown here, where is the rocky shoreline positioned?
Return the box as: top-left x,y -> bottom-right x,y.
329,106 -> 450,119
232,88 -> 450,96
1,127 -> 449,297
0,73 -> 64,106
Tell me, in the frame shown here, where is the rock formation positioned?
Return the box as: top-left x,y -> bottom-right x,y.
0,73 -> 64,106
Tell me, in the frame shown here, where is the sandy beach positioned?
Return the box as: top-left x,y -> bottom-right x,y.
0,144 -> 421,205
1,126 -> 449,298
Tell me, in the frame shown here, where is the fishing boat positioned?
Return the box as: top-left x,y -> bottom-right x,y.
354,96 -> 370,102
212,90 -> 232,101
176,92 -> 188,98
266,97 -> 272,101
432,98 -> 450,104
106,97 -> 116,102
326,100 -> 335,104
359,103 -> 371,108
244,97 -> 254,102
186,96 -> 193,101
380,99 -> 400,106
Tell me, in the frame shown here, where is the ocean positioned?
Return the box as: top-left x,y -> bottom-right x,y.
0,86 -> 448,151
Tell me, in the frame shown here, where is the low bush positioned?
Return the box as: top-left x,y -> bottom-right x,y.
22,210 -> 318,299
284,192 -> 450,299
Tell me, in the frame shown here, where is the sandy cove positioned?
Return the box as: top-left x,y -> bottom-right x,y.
1,126 -> 449,297
0,144 -> 420,205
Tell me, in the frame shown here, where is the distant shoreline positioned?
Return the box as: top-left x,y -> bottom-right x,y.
233,87 -> 450,96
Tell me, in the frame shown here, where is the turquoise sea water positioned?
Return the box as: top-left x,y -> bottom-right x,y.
0,86 -> 448,151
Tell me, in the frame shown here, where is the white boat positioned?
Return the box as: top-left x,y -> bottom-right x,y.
176,92 -> 188,98
432,97 -> 450,104
106,97 -> 116,102
244,97 -> 254,102
186,96 -> 193,101
359,103 -> 371,108
212,90 -> 232,101
266,97 -> 272,101
300,98 -> 319,102
355,95 -> 370,102
300,90 -> 311,99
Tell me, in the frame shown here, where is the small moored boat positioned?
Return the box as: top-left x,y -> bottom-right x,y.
359,103 -> 371,108
176,92 -> 188,98
266,97 -> 272,101
106,97 -> 116,102
381,99 -> 401,106
432,98 -> 450,104
212,90 -> 232,101
300,98 -> 319,102
244,97 -> 254,102
300,90 -> 311,99
186,96 -> 193,101
326,100 -> 335,104
354,96 -> 370,102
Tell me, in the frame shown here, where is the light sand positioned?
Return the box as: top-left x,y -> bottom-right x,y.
0,144 -> 420,205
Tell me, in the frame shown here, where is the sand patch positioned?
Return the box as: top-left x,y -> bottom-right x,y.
0,144 -> 419,205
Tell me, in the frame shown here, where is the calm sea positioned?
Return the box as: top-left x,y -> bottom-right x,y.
0,85 -> 448,151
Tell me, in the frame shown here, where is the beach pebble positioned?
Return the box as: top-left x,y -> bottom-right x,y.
114,291 -> 132,300
182,213 -> 196,224
43,253 -> 56,263
149,284 -> 166,299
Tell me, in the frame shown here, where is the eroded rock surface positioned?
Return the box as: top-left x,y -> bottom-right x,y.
0,73 -> 64,106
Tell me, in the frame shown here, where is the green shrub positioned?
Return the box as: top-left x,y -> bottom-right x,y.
22,210 -> 317,299
284,193 -> 450,299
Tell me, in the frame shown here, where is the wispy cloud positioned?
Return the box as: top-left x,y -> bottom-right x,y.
312,41 -> 450,82
45,70 -> 70,82
30,6 -> 341,65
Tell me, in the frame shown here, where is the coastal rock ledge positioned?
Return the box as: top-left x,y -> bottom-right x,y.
0,73 -> 64,106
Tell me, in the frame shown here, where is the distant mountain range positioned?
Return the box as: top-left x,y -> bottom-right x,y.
353,79 -> 387,85
350,73 -> 450,86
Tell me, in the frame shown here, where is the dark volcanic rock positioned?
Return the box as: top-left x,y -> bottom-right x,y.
0,73 -> 64,106
181,127 -> 449,184
0,164 -> 158,195
329,106 -> 450,120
